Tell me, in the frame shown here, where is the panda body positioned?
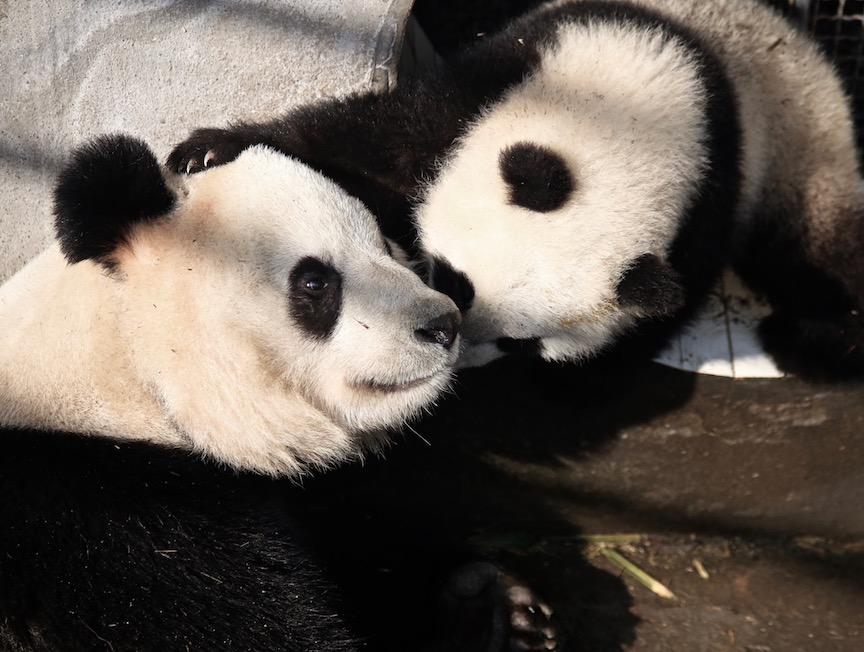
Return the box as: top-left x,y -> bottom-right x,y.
417,5 -> 738,365
169,0 -> 864,378
0,135 -> 462,649
0,427 -> 364,651
417,0 -> 864,372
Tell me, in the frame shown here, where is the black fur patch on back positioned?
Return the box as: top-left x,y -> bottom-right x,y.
499,142 -> 575,212
289,257 -> 343,339
54,134 -> 176,265
616,254 -> 686,318
429,256 -> 475,313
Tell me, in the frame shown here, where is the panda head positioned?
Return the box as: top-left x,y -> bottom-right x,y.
51,135 -> 460,475
416,138 -> 687,367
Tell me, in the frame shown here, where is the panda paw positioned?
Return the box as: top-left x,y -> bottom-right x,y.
167,128 -> 252,175
438,562 -> 558,651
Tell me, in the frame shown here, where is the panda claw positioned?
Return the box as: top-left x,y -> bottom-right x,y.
439,562 -> 559,651
203,149 -> 216,167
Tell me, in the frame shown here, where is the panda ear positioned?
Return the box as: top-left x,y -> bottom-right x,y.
53,134 -> 177,265
616,254 -> 686,318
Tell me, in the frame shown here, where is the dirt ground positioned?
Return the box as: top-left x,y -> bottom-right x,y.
295,356 -> 864,651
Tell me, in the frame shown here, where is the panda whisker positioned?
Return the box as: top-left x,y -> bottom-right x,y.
402,421 -> 431,447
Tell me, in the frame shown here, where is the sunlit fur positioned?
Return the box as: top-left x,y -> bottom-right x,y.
417,0 -> 864,368
165,0 -> 864,378
418,17 -> 714,365
0,144 -> 459,476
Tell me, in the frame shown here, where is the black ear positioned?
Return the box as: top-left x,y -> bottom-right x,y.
616,254 -> 686,318
53,134 -> 176,265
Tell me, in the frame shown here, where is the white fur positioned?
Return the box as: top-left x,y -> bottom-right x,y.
416,0 -> 864,366
0,146 -> 459,476
638,0 -> 863,231
417,15 -> 711,365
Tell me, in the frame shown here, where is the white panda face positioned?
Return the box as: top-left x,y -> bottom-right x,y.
415,23 -> 709,366
15,137 -> 460,476
115,146 -> 460,467
418,140 -> 639,366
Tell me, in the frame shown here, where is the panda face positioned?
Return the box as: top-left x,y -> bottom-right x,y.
2,138 -> 459,477
115,146 -> 461,469
418,125 -> 692,365
416,23 -> 707,366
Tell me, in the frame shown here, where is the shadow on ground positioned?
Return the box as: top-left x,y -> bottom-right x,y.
288,355 -> 864,651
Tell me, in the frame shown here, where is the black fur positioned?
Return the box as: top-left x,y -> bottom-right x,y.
429,257 -> 475,313
499,142 -> 575,212
54,135 -> 176,266
733,212 -> 864,378
0,428 -> 361,652
0,428 -> 559,651
166,2 -> 547,251
616,254 -> 686,318
289,257 -> 343,340
496,337 -> 542,356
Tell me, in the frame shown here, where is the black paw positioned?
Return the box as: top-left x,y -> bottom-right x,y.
167,129 -> 252,175
438,562 -> 558,652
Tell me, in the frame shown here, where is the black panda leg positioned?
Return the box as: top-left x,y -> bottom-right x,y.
167,125 -> 278,173
432,562 -> 557,652
757,308 -> 864,380
733,211 -> 864,380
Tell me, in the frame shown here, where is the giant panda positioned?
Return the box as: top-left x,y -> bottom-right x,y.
169,0 -> 864,380
0,134 -> 475,650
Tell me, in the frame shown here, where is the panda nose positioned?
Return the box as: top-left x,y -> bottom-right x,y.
415,311 -> 461,350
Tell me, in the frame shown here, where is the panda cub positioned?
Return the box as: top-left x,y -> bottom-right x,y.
170,0 -> 864,379
0,135 -> 463,650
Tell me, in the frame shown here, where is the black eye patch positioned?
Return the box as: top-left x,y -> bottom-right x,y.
429,256 -> 475,313
499,142 -> 575,213
289,257 -> 343,339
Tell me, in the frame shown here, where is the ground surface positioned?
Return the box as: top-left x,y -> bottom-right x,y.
299,357 -> 863,651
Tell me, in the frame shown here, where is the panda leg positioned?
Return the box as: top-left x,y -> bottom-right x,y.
734,202 -> 864,380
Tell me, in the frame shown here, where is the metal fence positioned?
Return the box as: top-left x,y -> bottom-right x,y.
766,0 -> 864,135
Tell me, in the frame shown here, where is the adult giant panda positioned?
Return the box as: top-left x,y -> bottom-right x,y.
0,134 -> 474,650
170,0 -> 864,379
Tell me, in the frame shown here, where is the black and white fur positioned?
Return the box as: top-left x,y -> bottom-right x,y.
0,135 -> 469,650
2,135 -> 461,477
169,0 -> 864,379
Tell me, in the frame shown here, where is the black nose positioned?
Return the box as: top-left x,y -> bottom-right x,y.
430,257 -> 475,313
415,311 -> 461,350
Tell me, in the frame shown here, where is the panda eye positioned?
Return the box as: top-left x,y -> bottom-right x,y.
289,257 -> 343,339
304,277 -> 328,295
